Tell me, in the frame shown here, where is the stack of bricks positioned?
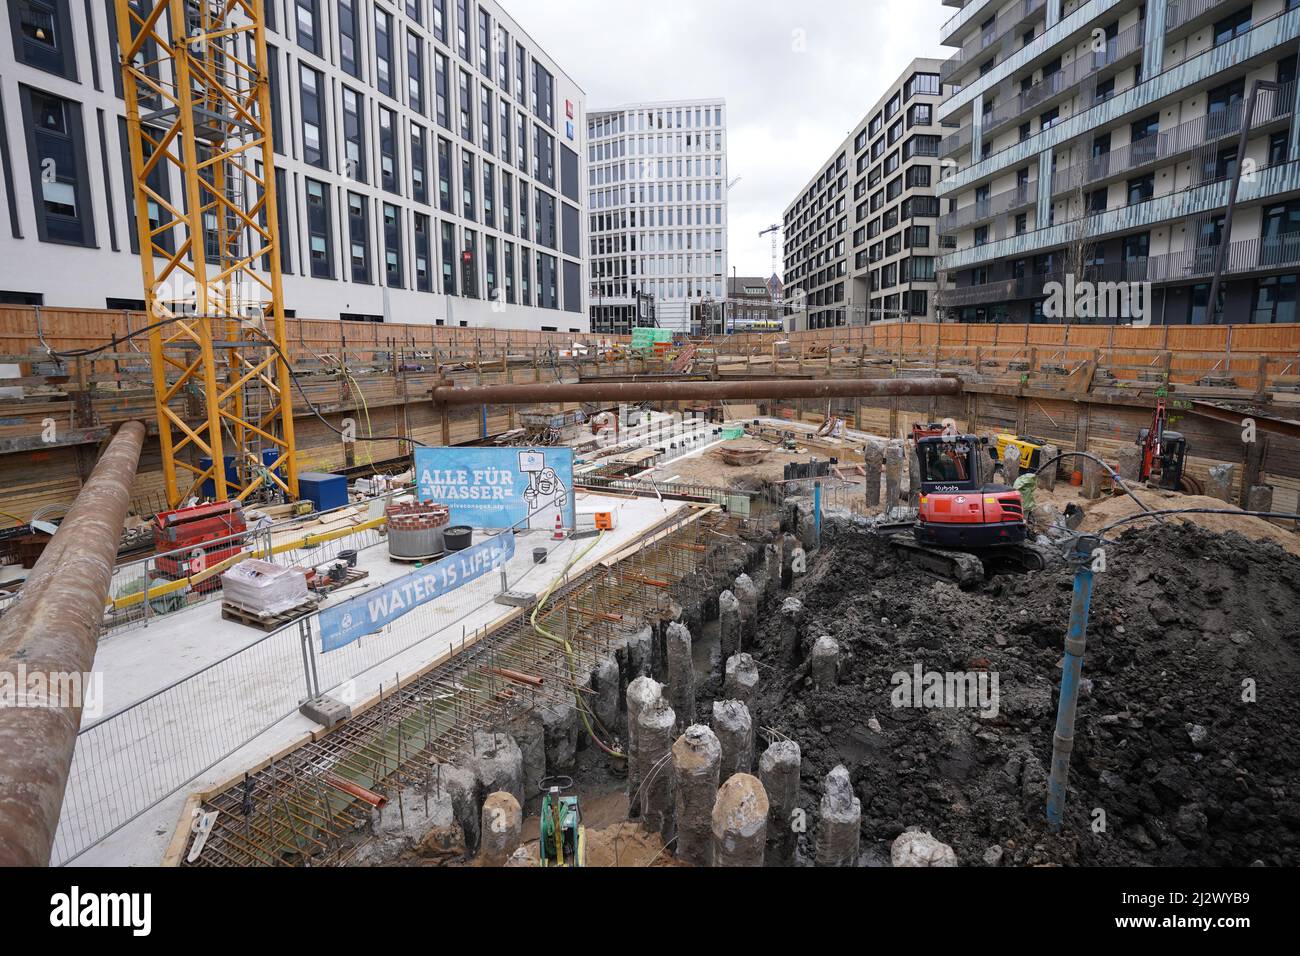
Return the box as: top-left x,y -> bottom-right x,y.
384,501 -> 451,533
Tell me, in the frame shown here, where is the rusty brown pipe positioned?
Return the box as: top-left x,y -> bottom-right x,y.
321,771 -> 389,809
431,376 -> 960,406
0,420 -> 146,866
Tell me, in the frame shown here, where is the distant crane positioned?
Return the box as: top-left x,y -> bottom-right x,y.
727,176 -> 743,190
759,224 -> 782,284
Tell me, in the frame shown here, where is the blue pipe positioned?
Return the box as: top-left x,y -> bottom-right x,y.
813,480 -> 822,544
1047,535 -> 1099,831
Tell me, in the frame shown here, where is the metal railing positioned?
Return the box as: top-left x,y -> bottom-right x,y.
935,233 -> 1300,306
1051,82 -> 1296,197
940,182 -> 1038,233
51,521 -> 530,866
941,0 -> 1048,83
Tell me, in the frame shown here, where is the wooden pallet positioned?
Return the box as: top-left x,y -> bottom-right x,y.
310,567 -> 370,595
221,598 -> 319,632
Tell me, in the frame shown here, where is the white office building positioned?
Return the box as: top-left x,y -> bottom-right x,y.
586,98 -> 728,334
0,0 -> 589,331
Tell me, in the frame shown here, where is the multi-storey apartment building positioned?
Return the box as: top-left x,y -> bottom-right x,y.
586,99 -> 728,334
0,0 -> 588,330
935,0 -> 1300,324
782,59 -> 948,330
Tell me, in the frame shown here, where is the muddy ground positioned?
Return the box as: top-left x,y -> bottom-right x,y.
746,521 -> 1300,866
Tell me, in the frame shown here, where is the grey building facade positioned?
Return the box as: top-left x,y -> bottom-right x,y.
782,58 -> 949,330
935,0 -> 1300,325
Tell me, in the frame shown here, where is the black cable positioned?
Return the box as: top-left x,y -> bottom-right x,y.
1031,450 -> 1162,522
1098,507 -> 1300,537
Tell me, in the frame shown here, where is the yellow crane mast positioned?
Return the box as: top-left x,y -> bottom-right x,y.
114,0 -> 298,506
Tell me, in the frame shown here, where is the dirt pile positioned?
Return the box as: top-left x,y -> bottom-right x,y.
748,522 -> 1300,866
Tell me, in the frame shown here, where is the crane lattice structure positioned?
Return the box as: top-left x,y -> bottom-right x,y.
115,0 -> 298,507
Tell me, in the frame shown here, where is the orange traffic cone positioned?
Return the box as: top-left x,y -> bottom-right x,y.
552,513 -> 566,540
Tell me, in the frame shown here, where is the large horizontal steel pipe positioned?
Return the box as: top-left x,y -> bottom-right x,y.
0,420 -> 146,866
431,377 -> 961,406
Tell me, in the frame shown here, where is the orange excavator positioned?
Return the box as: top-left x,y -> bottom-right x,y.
880,430 -> 1045,586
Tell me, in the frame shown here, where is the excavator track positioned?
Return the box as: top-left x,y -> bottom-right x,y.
883,530 -> 1047,588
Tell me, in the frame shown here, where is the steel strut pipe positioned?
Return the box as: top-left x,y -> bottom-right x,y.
0,420 -> 146,866
430,376 -> 961,406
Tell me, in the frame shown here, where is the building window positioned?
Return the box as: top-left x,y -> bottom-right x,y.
432,0 -> 446,44
485,235 -> 498,300
300,65 -> 327,169
533,61 -> 555,127
411,125 -> 428,203
1126,173 -> 1154,205
537,252 -> 557,308
11,0 -> 77,78
305,178 -> 333,279
497,26 -> 510,93
348,192 -> 370,284
459,69 -> 474,141
415,213 -> 432,292
25,88 -> 93,246
481,85 -> 494,152
456,0 -> 470,59
407,31 -> 425,114
515,42 -> 527,105
483,160 -> 496,228
499,98 -> 512,164
342,88 -> 366,183
478,8 -> 492,78
533,127 -> 555,187
441,220 -> 457,294
375,8 -> 393,98
383,202 -> 402,286
379,108 -> 399,193
295,0 -> 319,56
462,149 -> 476,220
437,136 -> 453,212
463,229 -> 479,297
1212,8 -> 1252,47
518,180 -> 529,237
502,172 -> 513,233
1252,276 -> 1297,324
338,0 -> 360,78
515,110 -> 528,171
536,189 -> 556,249
504,241 -> 516,303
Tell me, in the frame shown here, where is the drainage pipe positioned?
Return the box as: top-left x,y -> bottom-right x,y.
431,377 -> 960,406
1047,534 -> 1100,832
0,420 -> 147,866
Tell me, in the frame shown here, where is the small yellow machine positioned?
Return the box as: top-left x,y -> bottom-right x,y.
991,434 -> 1049,472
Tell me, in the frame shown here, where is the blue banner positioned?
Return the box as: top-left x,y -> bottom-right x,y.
318,532 -> 516,653
414,446 -> 575,530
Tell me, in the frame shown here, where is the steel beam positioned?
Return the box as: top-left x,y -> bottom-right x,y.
0,420 -> 146,866
431,377 -> 961,406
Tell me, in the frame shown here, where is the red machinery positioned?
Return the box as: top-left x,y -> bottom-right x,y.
1137,397 -> 1188,491
882,433 -> 1043,586
153,501 -> 247,584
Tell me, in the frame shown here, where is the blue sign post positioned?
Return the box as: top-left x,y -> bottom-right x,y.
318,532 -> 516,652
413,447 -> 575,531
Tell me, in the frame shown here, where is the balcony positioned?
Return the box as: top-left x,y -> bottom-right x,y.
938,182 -> 1038,234
937,233 -> 1300,307
1166,0 -> 1235,32
941,0 -> 1048,84
1051,81 -> 1296,197
941,18 -> 1145,160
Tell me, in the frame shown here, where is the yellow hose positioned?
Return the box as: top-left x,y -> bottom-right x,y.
530,530 -> 626,759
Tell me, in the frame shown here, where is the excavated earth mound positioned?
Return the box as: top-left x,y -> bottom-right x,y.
748,522 -> 1300,866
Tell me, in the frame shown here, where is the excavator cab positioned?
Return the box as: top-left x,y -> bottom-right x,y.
915,435 -> 1027,549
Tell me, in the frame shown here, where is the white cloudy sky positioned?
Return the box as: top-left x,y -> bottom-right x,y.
509,0 -> 950,278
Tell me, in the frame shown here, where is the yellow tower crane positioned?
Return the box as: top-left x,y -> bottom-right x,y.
114,0 -> 298,507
